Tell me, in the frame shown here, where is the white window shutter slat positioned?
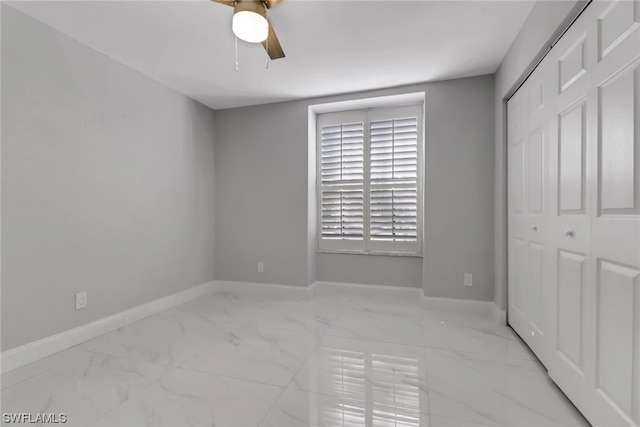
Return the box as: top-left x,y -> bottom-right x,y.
370,188 -> 418,242
321,189 -> 364,239
370,117 -> 418,183
321,122 -> 364,184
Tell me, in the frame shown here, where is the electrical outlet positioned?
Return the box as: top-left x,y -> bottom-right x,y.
75,292 -> 87,310
464,273 -> 473,287
258,262 -> 264,273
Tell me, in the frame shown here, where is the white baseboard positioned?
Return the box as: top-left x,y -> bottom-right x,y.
312,280 -> 422,298
422,295 -> 496,316
1,279 -> 507,374
220,281 -> 501,324
490,302 -> 507,326
0,281 -> 215,374
214,280 -> 314,298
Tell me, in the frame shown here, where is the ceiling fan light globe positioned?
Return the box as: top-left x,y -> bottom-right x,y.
232,11 -> 268,43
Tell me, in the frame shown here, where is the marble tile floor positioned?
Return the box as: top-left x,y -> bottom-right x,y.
1,287 -> 590,427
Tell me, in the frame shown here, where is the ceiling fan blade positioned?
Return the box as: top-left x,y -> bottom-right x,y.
212,0 -> 281,8
210,0 -> 235,6
262,21 -> 285,59
265,0 -> 283,9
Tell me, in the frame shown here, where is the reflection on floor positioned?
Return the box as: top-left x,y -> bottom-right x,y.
1,285 -> 589,426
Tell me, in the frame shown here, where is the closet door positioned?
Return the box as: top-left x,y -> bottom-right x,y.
546,9 -> 595,416
509,1 -> 639,425
588,1 -> 640,425
507,65 -> 552,364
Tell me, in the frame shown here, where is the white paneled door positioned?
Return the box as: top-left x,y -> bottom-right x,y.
588,1 -> 640,425
547,9 -> 594,418
507,60 -> 552,365
507,1 -> 640,426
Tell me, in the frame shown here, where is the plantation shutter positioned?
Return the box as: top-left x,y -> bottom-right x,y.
321,122 -> 365,184
317,104 -> 422,254
318,111 -> 366,251
368,106 -> 421,253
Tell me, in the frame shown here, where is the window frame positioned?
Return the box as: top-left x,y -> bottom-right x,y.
316,102 -> 424,257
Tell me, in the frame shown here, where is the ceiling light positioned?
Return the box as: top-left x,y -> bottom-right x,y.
232,1 -> 269,43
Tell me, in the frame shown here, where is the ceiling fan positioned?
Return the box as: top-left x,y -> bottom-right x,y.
212,0 -> 285,60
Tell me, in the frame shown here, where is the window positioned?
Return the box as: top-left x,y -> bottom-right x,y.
317,104 -> 423,255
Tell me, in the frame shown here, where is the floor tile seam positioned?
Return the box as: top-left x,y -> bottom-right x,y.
421,320 -> 509,335
428,411 -> 506,427
342,305 -> 425,321
424,373 -> 573,410
426,396 -> 509,427
80,365 -> 182,427
167,310 -> 335,340
256,328 -> 330,426
279,330 -> 325,392
421,317 -> 512,337
169,364 -> 288,391
423,349 -> 433,417
423,370 -> 550,392
322,331 -> 426,349
78,347 -> 178,369
81,393 -> 136,427
1,360 -> 72,392
256,393 -> 282,427
81,316 -> 328,358
345,300 -> 425,311
282,382 -> 431,413
272,387 -> 434,419
419,341 -> 537,362
254,369 -> 307,427
164,310 -> 272,328
425,379 -> 576,422
0,348 -> 107,392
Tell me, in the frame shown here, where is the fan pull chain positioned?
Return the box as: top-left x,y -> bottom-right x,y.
235,36 -> 239,71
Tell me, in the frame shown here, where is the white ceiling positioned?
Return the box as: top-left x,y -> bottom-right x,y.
7,0 -> 535,110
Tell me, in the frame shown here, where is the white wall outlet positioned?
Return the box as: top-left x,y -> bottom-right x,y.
464,273 -> 473,287
75,292 -> 87,310
258,262 -> 264,273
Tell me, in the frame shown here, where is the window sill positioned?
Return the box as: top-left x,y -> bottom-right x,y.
316,250 -> 423,258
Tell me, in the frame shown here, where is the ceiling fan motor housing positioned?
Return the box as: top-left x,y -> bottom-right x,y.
234,1 -> 267,19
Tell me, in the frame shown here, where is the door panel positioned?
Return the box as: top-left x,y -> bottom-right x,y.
597,0 -> 639,60
560,36 -> 587,93
529,127 -> 544,214
511,237 -> 527,316
559,101 -> 587,213
595,260 -> 639,424
557,250 -> 586,374
528,241 -> 544,333
511,140 -> 526,215
599,66 -> 638,214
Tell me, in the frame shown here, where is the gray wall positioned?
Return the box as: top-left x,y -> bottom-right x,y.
494,0 -> 585,310
423,76 -> 495,300
1,6 -> 217,351
215,75 -> 495,299
316,254 -> 422,288
214,100 -> 310,286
